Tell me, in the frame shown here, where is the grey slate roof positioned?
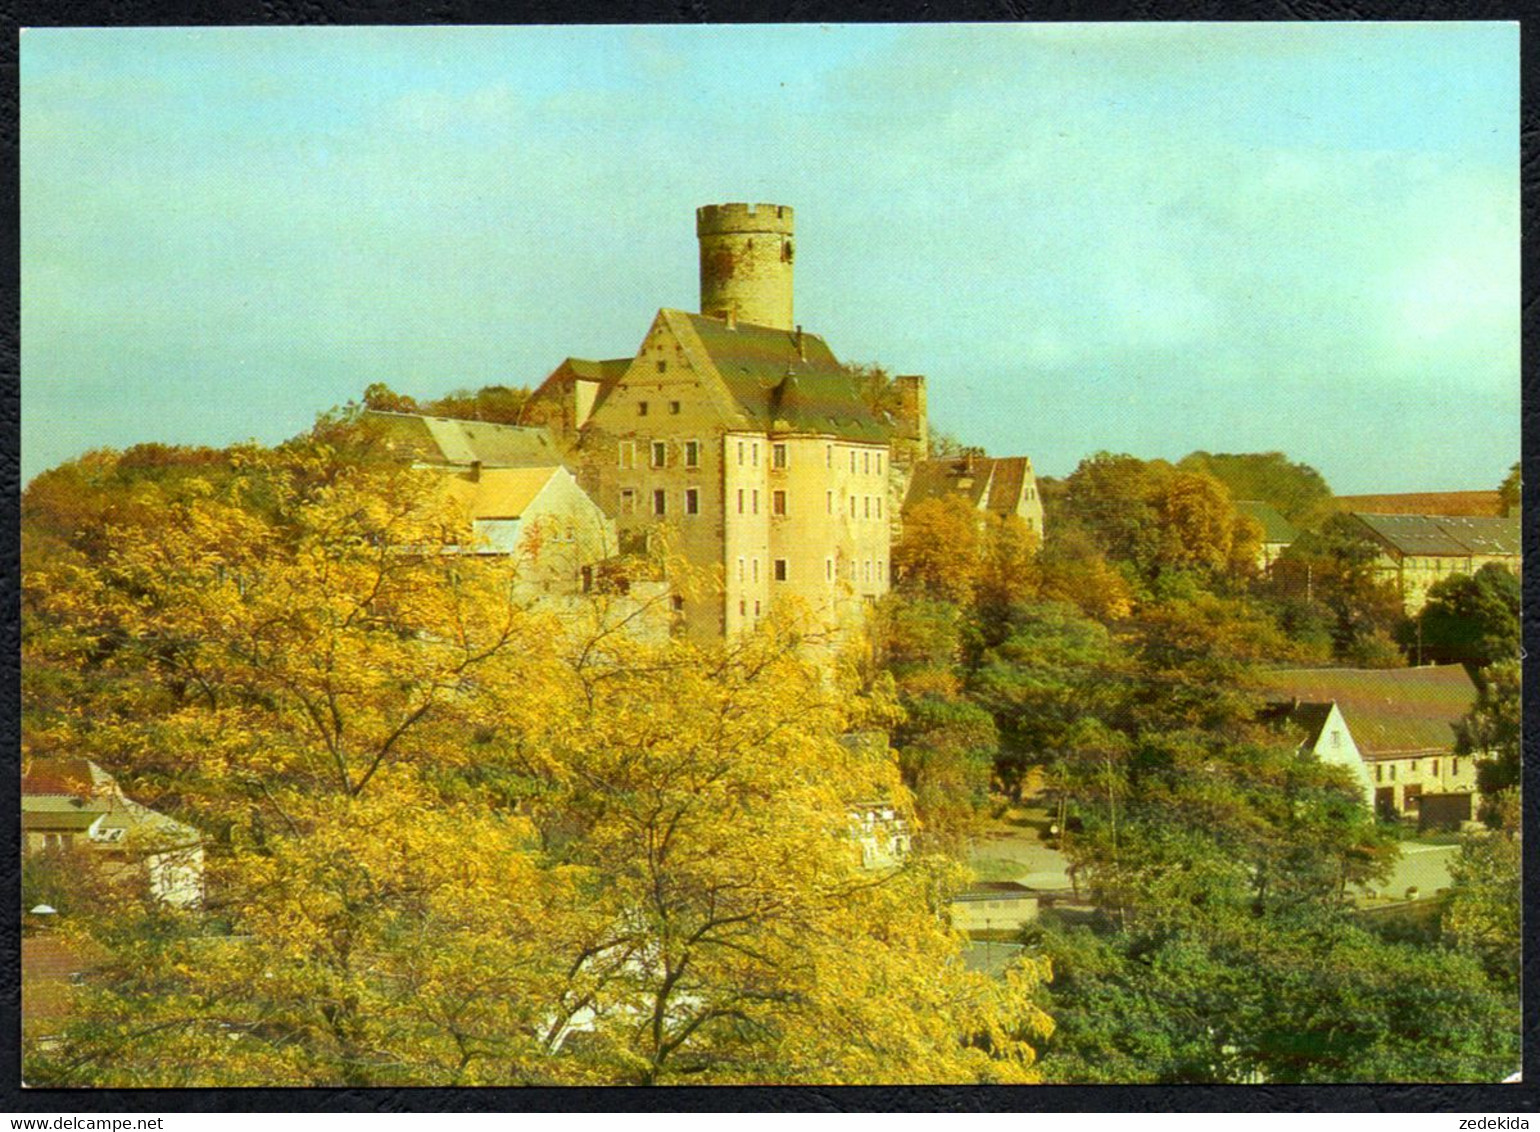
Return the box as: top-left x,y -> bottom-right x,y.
1350,513 -> 1520,558
363,411 -> 562,468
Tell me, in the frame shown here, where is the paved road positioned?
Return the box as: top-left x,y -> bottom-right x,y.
968,827 -> 1075,891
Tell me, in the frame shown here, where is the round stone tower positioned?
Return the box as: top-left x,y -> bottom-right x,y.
696,202 -> 795,331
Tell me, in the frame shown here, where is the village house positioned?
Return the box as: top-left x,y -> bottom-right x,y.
1235,499 -> 1297,572
22,758 -> 203,908
902,448 -> 1046,539
356,408 -> 675,638
522,203 -> 941,641
440,464 -> 615,588
1342,512 -> 1520,612
1257,665 -> 1483,826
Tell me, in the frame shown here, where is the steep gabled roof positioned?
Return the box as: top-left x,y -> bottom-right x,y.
667,310 -> 891,442
906,456 -> 992,511
1257,700 -> 1343,757
1235,500 -> 1298,545
985,457 -> 1035,515
1350,513 -> 1520,558
1255,665 -> 1477,757
905,454 -> 1037,517
362,411 -> 561,468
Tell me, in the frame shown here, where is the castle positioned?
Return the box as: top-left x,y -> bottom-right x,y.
524,202 -> 932,640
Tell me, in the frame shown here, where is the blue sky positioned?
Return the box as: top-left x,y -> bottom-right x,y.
21,23 -> 1518,492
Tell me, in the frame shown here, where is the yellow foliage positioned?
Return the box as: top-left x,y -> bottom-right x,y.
22,442 -> 1054,1086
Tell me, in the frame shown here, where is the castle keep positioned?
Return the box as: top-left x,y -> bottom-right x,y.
696,203 -> 796,331
525,202 -> 928,639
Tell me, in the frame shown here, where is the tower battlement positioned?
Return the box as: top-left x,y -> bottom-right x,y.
695,202 -> 795,237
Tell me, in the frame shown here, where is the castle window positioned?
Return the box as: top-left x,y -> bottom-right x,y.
657,361 -> 667,374
737,441 -> 745,466
1376,765 -> 1383,783
773,444 -> 787,469
1330,730 -> 1341,749
876,497 -> 882,519
738,557 -> 745,582
737,489 -> 744,515
685,488 -> 700,515
671,594 -> 685,613
876,453 -> 883,475
1430,759 -> 1439,777
739,600 -> 746,616
685,440 -> 700,468
863,497 -> 870,519
638,401 -> 649,416
620,489 -> 635,515
1410,760 -> 1418,773
826,558 -> 833,581
826,490 -> 833,515
774,559 -> 787,581
862,560 -> 871,583
653,489 -> 666,516
863,452 -> 870,474
849,497 -> 857,517
1390,765 -> 1397,782
752,490 -> 760,515
1452,757 -> 1460,776
752,443 -> 760,468
850,451 -> 857,473
652,441 -> 667,468
773,490 -> 787,516
669,399 -> 680,413
826,444 -> 833,468
754,600 -> 761,618
619,441 -> 634,470
752,559 -> 759,582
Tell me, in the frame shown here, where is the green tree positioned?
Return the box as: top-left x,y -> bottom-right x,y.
418,384 -> 531,425
1497,461 -> 1520,517
967,602 -> 1127,800
1444,803 -> 1521,988
1177,451 -> 1334,525
1406,564 -> 1520,675
1453,658 -> 1521,810
1269,513 -> 1404,664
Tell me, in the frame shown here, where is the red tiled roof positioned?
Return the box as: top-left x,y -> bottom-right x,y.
1335,491 -> 1504,517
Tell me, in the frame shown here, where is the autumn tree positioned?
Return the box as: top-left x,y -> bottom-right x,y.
23,431 -> 1055,1086
891,495 -> 984,606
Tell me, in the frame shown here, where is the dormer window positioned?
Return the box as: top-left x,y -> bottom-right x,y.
657,361 -> 667,374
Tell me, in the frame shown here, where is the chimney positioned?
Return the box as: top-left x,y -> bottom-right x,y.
726,302 -> 737,331
470,460 -> 482,483
794,324 -> 805,361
